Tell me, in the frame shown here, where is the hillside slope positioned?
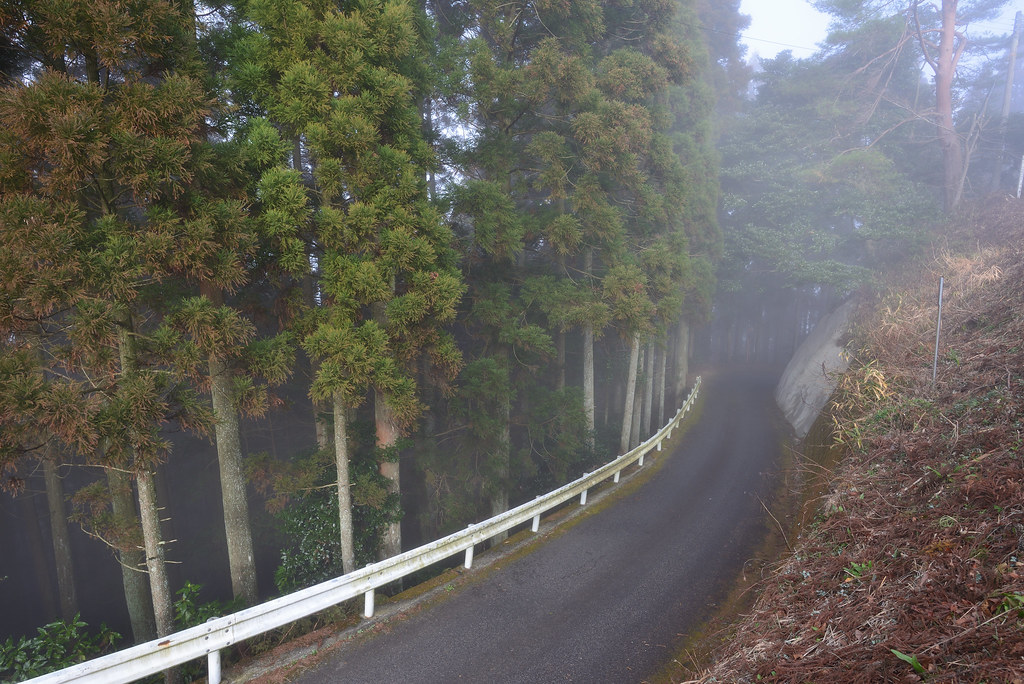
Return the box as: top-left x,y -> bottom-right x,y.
696,198 -> 1024,682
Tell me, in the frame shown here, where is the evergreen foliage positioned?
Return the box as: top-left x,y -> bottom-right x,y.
0,0 -> 726,662
718,52 -> 937,292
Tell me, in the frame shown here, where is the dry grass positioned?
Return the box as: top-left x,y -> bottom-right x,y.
693,197 -> 1024,683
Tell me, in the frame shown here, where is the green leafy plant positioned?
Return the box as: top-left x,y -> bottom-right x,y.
273,423 -> 401,593
0,616 -> 120,682
844,560 -> 874,579
174,582 -> 241,630
891,648 -> 926,675
996,592 -> 1024,619
170,583 -> 243,683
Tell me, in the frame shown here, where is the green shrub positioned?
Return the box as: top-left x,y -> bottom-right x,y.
273,421 -> 400,593
0,616 -> 119,682
174,582 -> 240,629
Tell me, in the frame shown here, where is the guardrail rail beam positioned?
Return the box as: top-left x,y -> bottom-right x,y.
25,379 -> 700,684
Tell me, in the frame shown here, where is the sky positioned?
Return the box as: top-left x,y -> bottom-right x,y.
739,0 -> 1023,60
740,0 -> 831,59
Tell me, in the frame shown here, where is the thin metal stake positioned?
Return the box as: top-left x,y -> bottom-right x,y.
1018,153 -> 1024,198
932,276 -> 944,382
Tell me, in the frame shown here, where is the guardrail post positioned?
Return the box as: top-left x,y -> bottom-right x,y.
208,649 -> 221,684
656,442 -> 662,452
580,488 -> 588,505
364,589 -> 375,618
531,513 -> 540,532
638,453 -> 645,467
613,470 -> 620,483
464,544 -> 474,569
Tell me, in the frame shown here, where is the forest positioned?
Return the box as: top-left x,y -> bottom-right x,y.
0,0 -> 1021,679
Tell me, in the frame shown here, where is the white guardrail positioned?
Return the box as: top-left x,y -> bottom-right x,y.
29,378 -> 701,684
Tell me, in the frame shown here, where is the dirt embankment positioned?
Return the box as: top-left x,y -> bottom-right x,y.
690,198 -> 1024,683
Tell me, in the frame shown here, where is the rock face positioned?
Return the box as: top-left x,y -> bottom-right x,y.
775,299 -> 856,438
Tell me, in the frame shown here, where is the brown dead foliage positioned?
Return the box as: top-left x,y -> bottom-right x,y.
697,198 -> 1024,683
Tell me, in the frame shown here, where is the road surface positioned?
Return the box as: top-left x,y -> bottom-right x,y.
292,367 -> 786,683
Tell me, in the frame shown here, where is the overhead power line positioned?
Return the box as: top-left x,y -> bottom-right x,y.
679,20 -> 820,54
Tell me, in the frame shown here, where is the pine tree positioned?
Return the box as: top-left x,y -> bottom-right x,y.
155,3 -> 300,609
813,0 -> 1011,210
235,0 -> 463,563
436,0 -> 608,524
0,2 -> 219,667
433,1 -> 717,517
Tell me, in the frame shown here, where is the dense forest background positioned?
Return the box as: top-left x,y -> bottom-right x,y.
1,0 -> 1021,672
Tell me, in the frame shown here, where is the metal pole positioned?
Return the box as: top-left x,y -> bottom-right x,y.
1018,154 -> 1024,199
932,276 -> 944,382
207,650 -> 221,684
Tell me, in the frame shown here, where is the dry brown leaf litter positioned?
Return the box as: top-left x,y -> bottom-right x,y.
696,198 -> 1024,683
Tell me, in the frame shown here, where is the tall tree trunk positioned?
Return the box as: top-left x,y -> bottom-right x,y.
489,423 -> 510,545
582,248 -> 596,446
208,353 -> 258,605
642,340 -> 654,438
118,322 -> 178,684
619,334 -> 641,454
630,363 -> 642,449
135,468 -> 174,639
139,475 -> 182,684
106,468 -> 156,643
583,322 -> 595,444
655,340 -> 667,427
21,491 -> 59,620
202,283 -> 258,606
295,139 -> 331,451
675,320 -> 690,406
42,454 -> 78,621
375,392 -> 402,560
924,0 -> 965,211
602,366 -> 610,430
417,355 -> 440,542
490,349 -> 511,546
138,468 -> 182,684
373,273 -> 403,561
333,392 -> 356,574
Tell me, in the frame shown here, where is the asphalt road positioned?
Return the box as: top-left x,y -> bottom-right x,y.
292,367 -> 786,684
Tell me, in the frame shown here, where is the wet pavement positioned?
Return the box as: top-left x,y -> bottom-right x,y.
291,367 -> 787,684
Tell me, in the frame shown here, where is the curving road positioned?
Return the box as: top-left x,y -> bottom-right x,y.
291,367 -> 786,683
